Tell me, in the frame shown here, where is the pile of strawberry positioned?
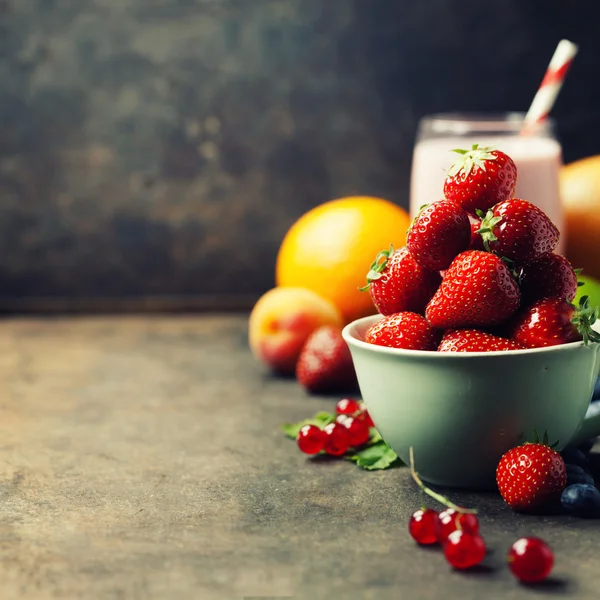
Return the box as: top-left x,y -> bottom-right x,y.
362,144 -> 600,351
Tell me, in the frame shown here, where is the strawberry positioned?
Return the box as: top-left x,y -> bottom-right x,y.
444,144 -> 517,215
425,250 -> 520,329
406,199 -> 470,270
296,326 -> 358,394
438,329 -> 525,352
360,246 -> 441,316
496,432 -> 566,511
365,312 -> 441,350
518,253 -> 579,307
469,219 -> 485,251
510,296 -> 600,349
478,198 -> 559,265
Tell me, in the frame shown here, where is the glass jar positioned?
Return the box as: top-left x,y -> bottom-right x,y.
409,112 -> 564,254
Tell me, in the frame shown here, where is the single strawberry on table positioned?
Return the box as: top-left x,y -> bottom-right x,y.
360,245 -> 441,316
296,325 -> 358,393
517,252 -> 579,307
496,432 -> 567,511
425,250 -> 521,329
443,144 -> 517,215
438,329 -> 524,352
406,198 -> 471,271
365,312 -> 441,351
510,296 -> 600,349
477,198 -> 559,265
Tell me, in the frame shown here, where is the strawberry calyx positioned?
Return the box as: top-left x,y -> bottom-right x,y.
474,208 -> 521,279
502,256 -> 524,284
520,428 -> 559,449
475,208 -> 503,252
409,447 -> 477,514
359,245 -> 394,292
447,143 -> 498,179
570,295 -> 600,345
406,203 -> 430,236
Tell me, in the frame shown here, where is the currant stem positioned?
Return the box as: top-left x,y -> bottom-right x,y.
409,447 -> 477,514
455,514 -> 463,531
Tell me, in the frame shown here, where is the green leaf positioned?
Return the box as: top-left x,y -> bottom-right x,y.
281,411 -> 335,439
369,428 -> 383,444
281,413 -> 404,471
346,440 -> 403,470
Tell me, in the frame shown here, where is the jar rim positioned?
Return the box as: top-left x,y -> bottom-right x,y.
420,112 -> 555,135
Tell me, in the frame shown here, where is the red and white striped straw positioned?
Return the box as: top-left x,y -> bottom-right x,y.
523,39 -> 579,130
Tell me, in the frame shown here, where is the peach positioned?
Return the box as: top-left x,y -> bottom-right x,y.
249,287 -> 343,374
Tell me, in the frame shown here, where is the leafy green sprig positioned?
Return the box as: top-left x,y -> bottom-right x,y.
282,410 -> 403,470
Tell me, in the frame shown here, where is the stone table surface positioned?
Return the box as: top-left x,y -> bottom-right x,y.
0,313 -> 599,600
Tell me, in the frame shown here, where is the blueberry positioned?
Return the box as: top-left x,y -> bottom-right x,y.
561,484 -> 600,518
572,472 -> 596,486
577,438 -> 596,454
561,447 -> 590,468
566,464 -> 595,486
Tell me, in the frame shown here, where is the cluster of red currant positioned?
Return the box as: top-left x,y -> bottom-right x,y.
296,398 -> 374,456
410,507 -> 485,569
409,454 -> 554,582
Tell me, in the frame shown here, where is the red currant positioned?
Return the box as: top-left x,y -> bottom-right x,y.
444,530 -> 486,569
507,537 -> 554,583
341,416 -> 370,447
336,398 -> 360,415
436,509 -> 480,542
323,422 -> 351,456
296,424 -> 326,455
458,513 -> 479,535
357,402 -> 375,427
408,508 -> 438,545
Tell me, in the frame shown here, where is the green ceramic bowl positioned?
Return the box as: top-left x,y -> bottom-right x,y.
342,315 -> 600,490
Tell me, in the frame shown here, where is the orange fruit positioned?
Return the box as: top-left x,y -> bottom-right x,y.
560,155 -> 600,280
276,196 -> 411,324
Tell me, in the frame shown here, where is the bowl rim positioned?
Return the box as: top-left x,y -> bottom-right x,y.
342,314 -> 600,359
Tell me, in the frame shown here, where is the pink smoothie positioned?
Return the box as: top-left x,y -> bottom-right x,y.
410,136 -> 565,254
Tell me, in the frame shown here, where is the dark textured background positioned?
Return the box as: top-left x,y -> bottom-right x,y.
1,0 -> 600,310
